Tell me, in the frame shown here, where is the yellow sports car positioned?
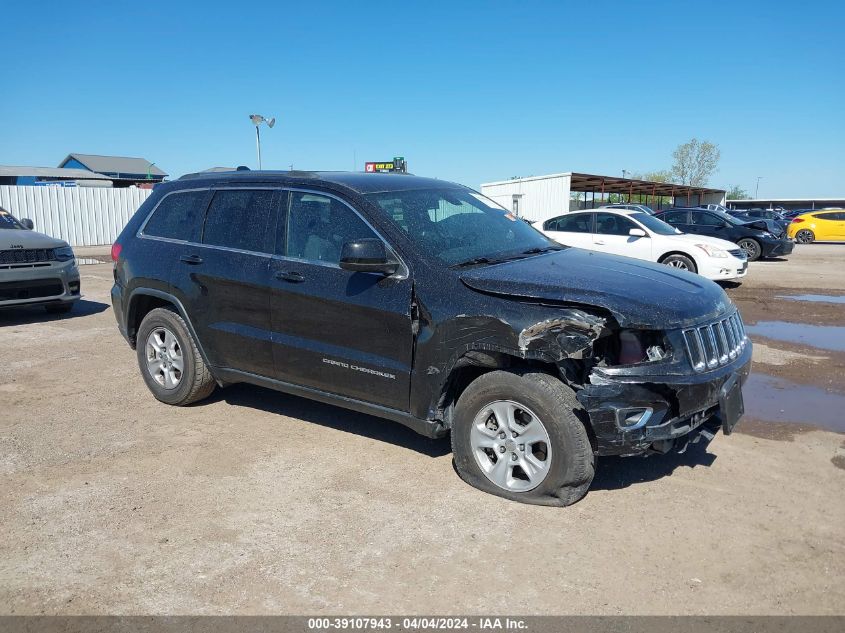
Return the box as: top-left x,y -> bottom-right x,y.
787,209 -> 845,243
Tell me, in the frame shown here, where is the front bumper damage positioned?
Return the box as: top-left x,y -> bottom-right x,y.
575,336 -> 752,456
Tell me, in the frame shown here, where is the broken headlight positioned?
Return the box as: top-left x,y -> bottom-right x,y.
617,330 -> 668,365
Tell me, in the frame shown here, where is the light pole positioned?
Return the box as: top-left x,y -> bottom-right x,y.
755,176 -> 762,198
622,169 -> 628,179
249,114 -> 276,169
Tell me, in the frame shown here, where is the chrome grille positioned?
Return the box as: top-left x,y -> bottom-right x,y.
683,312 -> 748,372
728,249 -> 746,259
0,248 -> 56,265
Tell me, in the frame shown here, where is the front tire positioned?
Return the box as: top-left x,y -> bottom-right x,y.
136,307 -> 216,406
661,253 -> 697,273
451,370 -> 594,506
738,238 -> 762,261
795,229 -> 815,244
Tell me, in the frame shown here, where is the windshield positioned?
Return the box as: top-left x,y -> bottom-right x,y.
631,212 -> 681,235
365,188 -> 560,266
0,209 -> 24,230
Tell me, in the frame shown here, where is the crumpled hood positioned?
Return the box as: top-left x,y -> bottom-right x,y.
0,229 -> 66,250
460,248 -> 732,329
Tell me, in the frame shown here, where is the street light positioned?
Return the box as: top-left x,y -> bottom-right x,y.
249,114 -> 276,169
755,176 -> 763,198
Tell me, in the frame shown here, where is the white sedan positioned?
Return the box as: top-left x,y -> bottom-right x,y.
540,208 -> 748,282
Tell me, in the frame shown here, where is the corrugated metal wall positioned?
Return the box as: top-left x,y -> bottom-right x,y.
480,174 -> 571,224
0,186 -> 152,246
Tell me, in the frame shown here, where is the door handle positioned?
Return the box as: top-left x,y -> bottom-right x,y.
594,239 -> 605,245
275,271 -> 305,283
180,254 -> 203,265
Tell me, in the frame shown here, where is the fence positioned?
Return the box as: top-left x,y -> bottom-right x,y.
0,185 -> 153,246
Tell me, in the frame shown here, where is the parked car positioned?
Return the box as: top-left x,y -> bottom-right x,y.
655,207 -> 793,261
787,209 -> 845,243
598,203 -> 655,215
112,171 -> 751,506
540,209 -> 747,281
727,209 -> 791,232
0,206 -> 80,313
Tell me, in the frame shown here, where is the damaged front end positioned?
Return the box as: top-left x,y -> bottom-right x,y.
573,313 -> 753,456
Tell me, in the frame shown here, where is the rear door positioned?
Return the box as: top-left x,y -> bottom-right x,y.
169,187 -> 279,377
542,213 -> 594,248
591,212 -> 653,260
268,189 -> 414,411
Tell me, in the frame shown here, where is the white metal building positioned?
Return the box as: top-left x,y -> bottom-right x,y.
481,172 -> 727,225
0,185 -> 152,246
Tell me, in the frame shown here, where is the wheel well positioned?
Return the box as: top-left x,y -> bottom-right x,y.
658,250 -> 698,272
437,352 -> 563,428
127,294 -> 175,347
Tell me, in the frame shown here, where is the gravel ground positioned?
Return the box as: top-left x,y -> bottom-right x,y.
0,244 -> 843,615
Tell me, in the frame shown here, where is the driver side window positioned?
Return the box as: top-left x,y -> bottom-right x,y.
283,192 -> 379,265
693,212 -> 724,226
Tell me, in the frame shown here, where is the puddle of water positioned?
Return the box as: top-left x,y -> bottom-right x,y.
745,321 -> 845,352
777,294 -> 845,305
742,373 -> 845,433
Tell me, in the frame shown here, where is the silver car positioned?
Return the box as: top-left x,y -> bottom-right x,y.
0,207 -> 80,313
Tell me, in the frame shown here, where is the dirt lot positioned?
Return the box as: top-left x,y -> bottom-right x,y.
1,245 -> 843,615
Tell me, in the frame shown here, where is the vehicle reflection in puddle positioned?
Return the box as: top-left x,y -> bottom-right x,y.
745,321 -> 845,352
776,294 -> 845,305
743,373 -> 845,433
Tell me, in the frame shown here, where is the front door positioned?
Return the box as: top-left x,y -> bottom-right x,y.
269,189 -> 414,411
690,211 -> 731,239
591,212 -> 653,260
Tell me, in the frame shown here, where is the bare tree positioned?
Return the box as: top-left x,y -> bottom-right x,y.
671,139 -> 720,186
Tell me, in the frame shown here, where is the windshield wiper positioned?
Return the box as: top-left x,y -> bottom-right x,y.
520,246 -> 563,255
452,257 -> 495,268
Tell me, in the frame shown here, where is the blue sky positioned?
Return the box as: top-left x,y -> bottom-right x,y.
2,0 -> 843,197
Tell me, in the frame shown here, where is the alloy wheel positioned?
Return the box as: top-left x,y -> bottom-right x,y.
795,229 -> 814,244
738,239 -> 760,260
469,400 -> 552,492
145,327 -> 184,389
666,259 -> 690,270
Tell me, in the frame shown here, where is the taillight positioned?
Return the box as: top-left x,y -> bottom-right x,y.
791,218 -> 804,224
111,242 -> 123,261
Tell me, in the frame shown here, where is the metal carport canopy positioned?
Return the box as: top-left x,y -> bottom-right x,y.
569,172 -> 724,198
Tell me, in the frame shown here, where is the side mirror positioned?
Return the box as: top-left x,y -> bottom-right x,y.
21,218 -> 34,230
339,239 -> 398,275
628,228 -> 647,238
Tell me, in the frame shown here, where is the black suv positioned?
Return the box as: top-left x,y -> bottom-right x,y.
655,207 -> 793,261
112,171 -> 751,505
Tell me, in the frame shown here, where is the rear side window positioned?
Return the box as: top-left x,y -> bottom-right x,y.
203,189 -> 276,253
143,190 -> 208,241
551,213 -> 592,233
813,211 -> 842,221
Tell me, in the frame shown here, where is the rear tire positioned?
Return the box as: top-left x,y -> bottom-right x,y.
451,370 -> 594,506
738,238 -> 762,261
661,253 -> 697,273
136,307 -> 216,406
795,229 -> 815,244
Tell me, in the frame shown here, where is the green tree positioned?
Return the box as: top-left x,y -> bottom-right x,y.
671,138 -> 720,186
630,170 -> 674,183
726,184 -> 751,200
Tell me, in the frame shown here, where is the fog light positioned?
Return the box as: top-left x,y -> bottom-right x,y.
616,407 -> 653,431
68,281 -> 80,294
